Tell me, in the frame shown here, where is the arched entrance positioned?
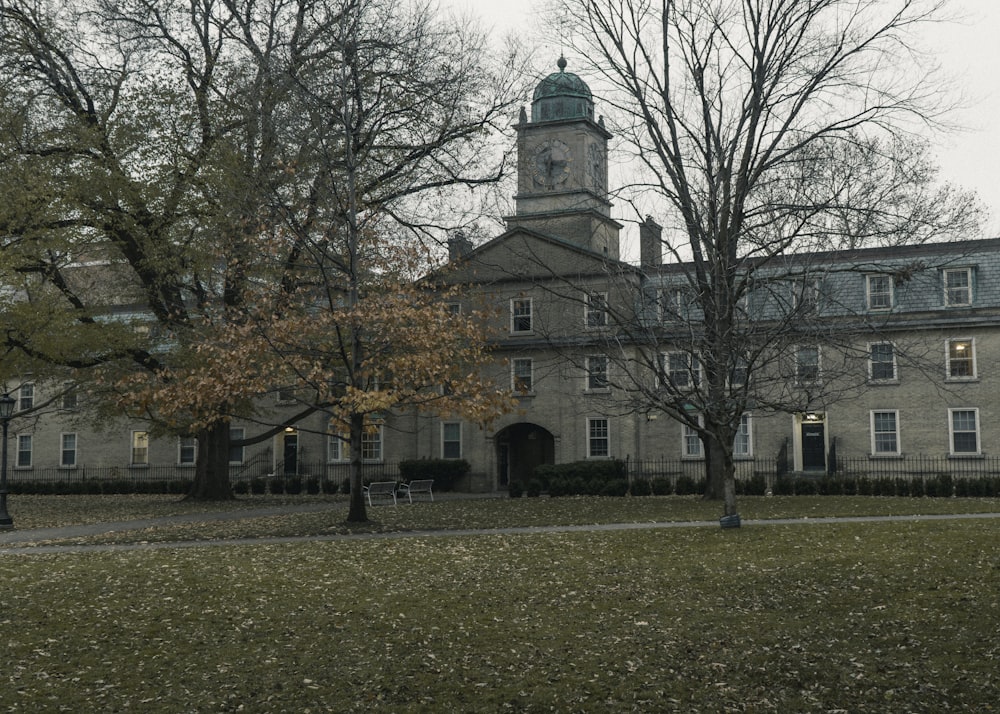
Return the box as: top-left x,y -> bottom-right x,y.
495,423 -> 555,488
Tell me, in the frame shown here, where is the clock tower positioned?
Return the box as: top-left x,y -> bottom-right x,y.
506,57 -> 621,260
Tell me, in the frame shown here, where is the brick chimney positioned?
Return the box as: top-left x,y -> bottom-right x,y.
639,216 -> 662,268
447,231 -> 473,261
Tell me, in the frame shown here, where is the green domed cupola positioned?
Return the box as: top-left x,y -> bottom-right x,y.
531,56 -> 594,122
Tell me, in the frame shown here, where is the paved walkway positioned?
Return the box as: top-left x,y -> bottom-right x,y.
2,501 -> 999,555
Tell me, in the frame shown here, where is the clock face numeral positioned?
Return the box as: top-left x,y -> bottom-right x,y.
531,139 -> 572,187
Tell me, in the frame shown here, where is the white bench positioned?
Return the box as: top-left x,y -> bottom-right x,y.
363,481 -> 397,506
399,479 -> 434,503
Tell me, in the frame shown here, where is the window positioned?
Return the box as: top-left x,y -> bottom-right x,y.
362,426 -> 383,461
729,353 -> 749,388
682,420 -> 703,458
866,274 -> 893,310
585,292 -> 608,328
327,431 -> 349,462
733,414 -> 752,458
442,422 -> 462,459
62,385 -> 78,410
512,358 -> 533,393
869,342 -> 897,382
229,427 -> 245,465
276,386 -> 295,404
659,287 -> 689,321
946,339 -> 976,379
586,355 -> 609,390
795,346 -> 820,383
511,298 -> 532,333
793,279 -> 821,313
179,436 -> 197,465
587,418 -> 609,457
18,383 -> 33,411
61,433 -> 78,467
445,302 -> 461,316
949,409 -> 979,455
17,434 -> 32,468
943,268 -> 972,307
666,352 -> 700,389
131,431 -> 149,466
870,411 -> 900,455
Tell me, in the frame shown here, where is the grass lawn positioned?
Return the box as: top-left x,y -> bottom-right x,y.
2,495 -> 999,712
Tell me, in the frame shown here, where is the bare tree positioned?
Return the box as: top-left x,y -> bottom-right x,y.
555,0 -> 982,516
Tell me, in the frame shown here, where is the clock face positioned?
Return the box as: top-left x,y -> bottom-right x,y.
531,139 -> 572,187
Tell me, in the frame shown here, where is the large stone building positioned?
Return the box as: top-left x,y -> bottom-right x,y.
8,60 -> 1000,491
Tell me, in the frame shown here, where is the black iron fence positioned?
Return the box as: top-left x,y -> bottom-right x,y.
7,460 -> 402,494
625,454 -> 1000,497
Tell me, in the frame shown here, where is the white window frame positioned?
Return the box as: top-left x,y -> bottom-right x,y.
733,414 -> 753,458
131,431 -> 149,466
178,436 -> 197,466
62,384 -> 79,411
362,425 -> 383,462
587,417 -> 610,458
793,278 -> 821,313
659,287 -> 688,322
945,338 -> 976,380
442,422 -> 462,459
666,352 -> 701,390
16,433 -> 33,468
866,274 -> 894,311
585,292 -> 608,328
943,268 -> 972,307
586,355 -> 609,391
948,408 -> 980,455
229,427 -> 245,465
327,431 -> 349,463
795,345 -> 821,384
682,417 -> 704,459
60,432 -> 78,468
870,410 -> 901,456
510,297 -> 533,334
512,357 -> 533,393
19,382 -> 34,411
868,342 -> 897,382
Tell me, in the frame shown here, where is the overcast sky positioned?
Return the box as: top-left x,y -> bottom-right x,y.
451,0 -> 1000,239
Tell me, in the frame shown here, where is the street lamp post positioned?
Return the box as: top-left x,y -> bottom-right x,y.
0,392 -> 15,530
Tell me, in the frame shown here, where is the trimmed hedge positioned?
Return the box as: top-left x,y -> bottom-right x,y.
398,458 -> 470,492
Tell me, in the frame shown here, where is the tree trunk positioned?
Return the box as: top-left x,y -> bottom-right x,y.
704,436 -> 738,516
345,412 -> 368,522
187,422 -> 234,500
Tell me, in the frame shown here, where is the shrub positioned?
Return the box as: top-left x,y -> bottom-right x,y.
340,478 -> 351,494
233,481 -> 249,495
508,481 -> 524,498
650,477 -> 673,495
601,479 -> 628,497
269,477 -> 285,495
630,478 -> 652,496
794,477 -> 818,496
305,477 -> 321,495
547,477 -> 569,497
250,477 -> 267,495
398,459 -> 470,492
568,477 -> 587,496
675,475 -> 699,496
526,479 -> 543,497
286,477 -> 303,495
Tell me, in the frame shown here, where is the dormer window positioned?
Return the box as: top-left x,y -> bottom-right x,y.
943,268 -> 972,307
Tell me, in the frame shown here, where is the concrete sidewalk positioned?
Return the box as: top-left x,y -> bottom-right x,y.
2,502 -> 998,555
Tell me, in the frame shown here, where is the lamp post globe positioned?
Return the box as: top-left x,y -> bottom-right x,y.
0,392 -> 16,530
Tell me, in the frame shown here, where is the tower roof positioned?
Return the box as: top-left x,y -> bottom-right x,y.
531,56 -> 594,122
